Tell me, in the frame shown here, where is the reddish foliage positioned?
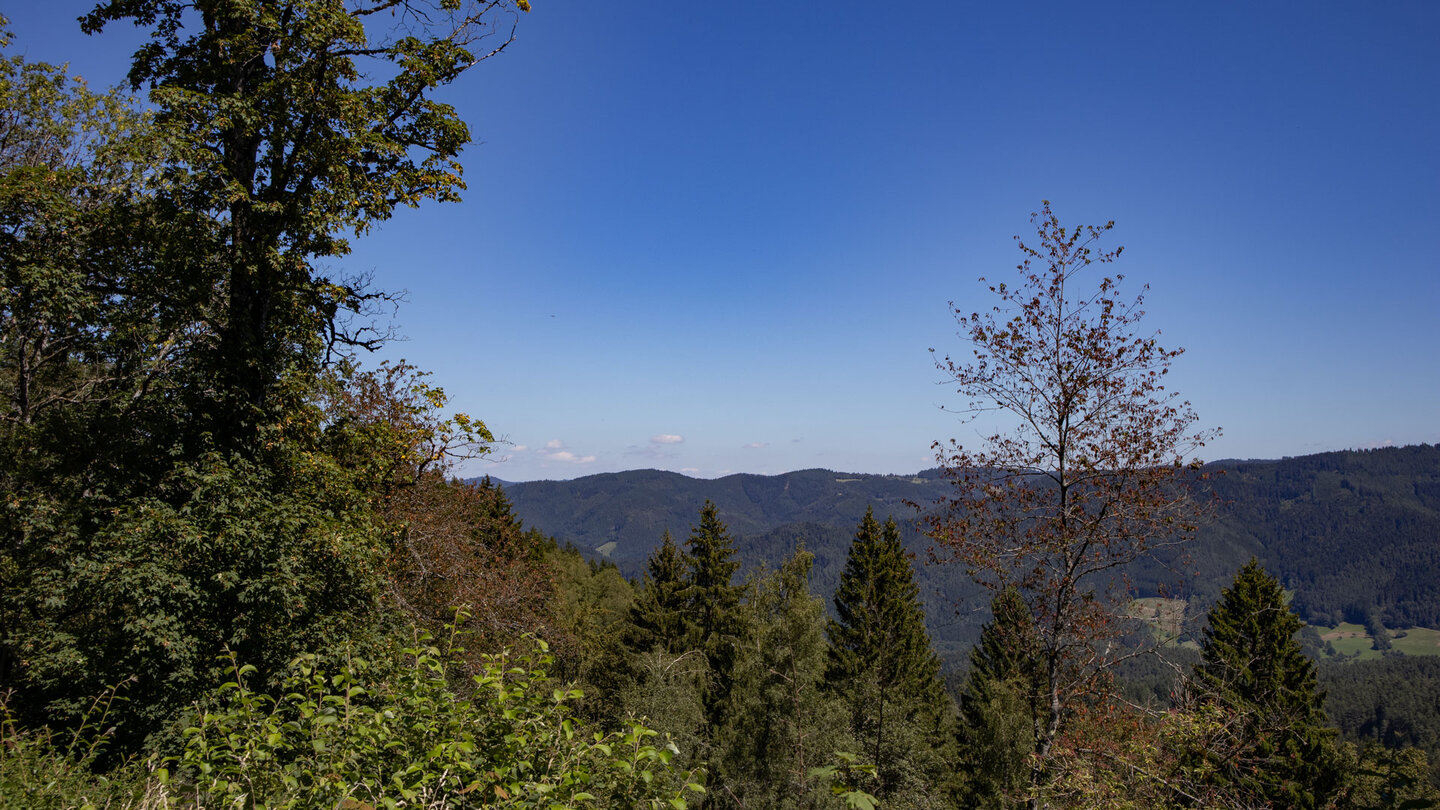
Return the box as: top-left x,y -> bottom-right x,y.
926,202 -> 1219,797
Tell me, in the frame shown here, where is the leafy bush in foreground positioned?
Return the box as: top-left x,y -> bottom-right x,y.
2,632 -> 703,809
160,633 -> 704,808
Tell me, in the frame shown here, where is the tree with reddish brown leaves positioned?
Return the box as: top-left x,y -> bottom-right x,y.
925,201 -> 1217,806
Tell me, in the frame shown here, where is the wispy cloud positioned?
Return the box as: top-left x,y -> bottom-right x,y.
651,434 -> 684,445
547,450 -> 596,463
744,441 -> 769,449
538,439 -> 596,464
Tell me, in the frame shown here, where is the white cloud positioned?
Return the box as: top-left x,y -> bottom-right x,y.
512,444 -> 528,452
744,441 -> 769,449
533,439 -> 596,464
547,450 -> 596,464
651,434 -> 684,445
681,467 -> 701,475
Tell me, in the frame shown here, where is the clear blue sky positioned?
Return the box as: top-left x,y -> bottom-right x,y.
7,2 -> 1438,480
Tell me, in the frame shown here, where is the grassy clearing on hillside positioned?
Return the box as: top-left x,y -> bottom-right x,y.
1391,627 -> 1440,655
1130,597 -> 1187,640
1315,622 -> 1440,660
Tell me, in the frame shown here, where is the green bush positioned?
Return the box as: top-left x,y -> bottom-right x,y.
159,632 -> 705,809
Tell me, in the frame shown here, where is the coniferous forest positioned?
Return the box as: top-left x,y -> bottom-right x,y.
3,3 -> 1440,809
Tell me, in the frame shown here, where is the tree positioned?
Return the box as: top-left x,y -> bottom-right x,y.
1192,559 -> 1341,808
925,202 -> 1216,804
714,546 -> 856,809
0,0 -> 525,748
683,500 -> 746,729
80,0 -> 530,442
826,507 -> 956,807
957,587 -> 1043,809
625,529 -> 693,657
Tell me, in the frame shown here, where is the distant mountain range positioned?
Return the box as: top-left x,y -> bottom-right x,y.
490,444 -> 1440,667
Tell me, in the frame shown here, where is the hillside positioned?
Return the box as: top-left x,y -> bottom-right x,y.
495,444 -> 1440,664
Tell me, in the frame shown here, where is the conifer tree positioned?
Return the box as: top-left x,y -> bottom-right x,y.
683,501 -> 746,728
625,529 -> 692,656
825,507 -> 956,807
958,587 -> 1043,809
1194,559 -> 1342,809
715,546 -> 855,809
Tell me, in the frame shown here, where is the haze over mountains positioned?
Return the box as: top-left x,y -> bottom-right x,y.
494,444 -> 1440,666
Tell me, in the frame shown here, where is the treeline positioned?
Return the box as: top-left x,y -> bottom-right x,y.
1203,447 -> 1440,628
499,444 -> 1440,652
555,502 -> 1440,808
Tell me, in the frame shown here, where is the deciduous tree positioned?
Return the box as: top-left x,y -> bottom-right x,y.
81,0 -> 530,441
925,202 -> 1216,805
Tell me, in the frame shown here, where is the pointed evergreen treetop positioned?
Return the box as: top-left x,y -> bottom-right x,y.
625,529 -> 692,656
827,507 -> 941,697
825,507 -> 955,805
686,500 -> 740,595
1194,558 -> 1340,810
1196,558 -> 1325,719
680,500 -> 745,726
964,586 -> 1042,711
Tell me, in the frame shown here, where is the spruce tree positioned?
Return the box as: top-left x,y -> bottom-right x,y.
825,507 -> 956,807
625,529 -> 692,656
1194,559 -> 1342,809
715,546 -> 855,809
957,587 -> 1043,809
682,501 -> 746,729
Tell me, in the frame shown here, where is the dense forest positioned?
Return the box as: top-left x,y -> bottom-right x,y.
501,444 -> 1440,661
3,3 -> 1440,808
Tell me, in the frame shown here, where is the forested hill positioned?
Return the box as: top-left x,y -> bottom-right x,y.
495,467 -> 951,568
496,444 -> 1440,642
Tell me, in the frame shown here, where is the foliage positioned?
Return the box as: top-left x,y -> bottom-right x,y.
543,543 -> 636,725
3,429 -> 390,749
714,546 -> 858,809
958,587 -> 1044,809
0,685 -> 157,810
81,0 -> 531,437
626,529 -> 693,657
825,507 -> 956,806
1193,559 -> 1342,808
160,631 -> 703,808
681,501 -> 747,730
1334,742 -> 1440,809
1322,655 -> 1440,787
925,202 -> 1215,800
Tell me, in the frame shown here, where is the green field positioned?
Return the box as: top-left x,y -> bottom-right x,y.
1315,622 -> 1440,660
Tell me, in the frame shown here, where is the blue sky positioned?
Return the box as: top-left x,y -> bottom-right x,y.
6,2 -> 1439,480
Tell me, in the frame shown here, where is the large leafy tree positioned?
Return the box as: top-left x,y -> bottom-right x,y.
1192,559 -> 1341,808
826,507 -> 955,807
925,202 -> 1216,805
0,0 -> 523,745
80,0 -> 530,440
